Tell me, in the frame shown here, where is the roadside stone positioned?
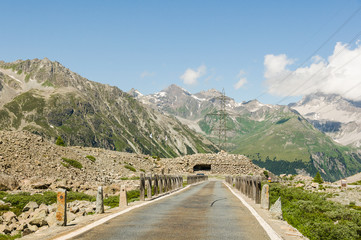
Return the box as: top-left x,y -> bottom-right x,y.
23,201 -> 39,212
67,212 -> 77,223
2,211 -> 17,222
270,197 -> 283,220
0,173 -> 18,191
70,206 -> 80,214
0,224 -> 11,234
45,212 -> 57,227
16,222 -> 28,231
27,224 -> 38,233
10,229 -> 20,236
29,209 -> 48,227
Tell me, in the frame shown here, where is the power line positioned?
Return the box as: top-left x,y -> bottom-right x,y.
276,29 -> 361,104
256,5 -> 361,102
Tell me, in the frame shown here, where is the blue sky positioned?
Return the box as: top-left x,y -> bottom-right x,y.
1,0 -> 361,104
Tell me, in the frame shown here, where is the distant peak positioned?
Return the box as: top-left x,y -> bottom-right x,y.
128,88 -> 143,98
163,84 -> 190,95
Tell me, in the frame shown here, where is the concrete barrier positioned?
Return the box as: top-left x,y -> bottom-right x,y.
119,185 -> 128,208
261,184 -> 269,210
56,189 -> 67,226
140,173 -> 145,201
96,186 -> 104,214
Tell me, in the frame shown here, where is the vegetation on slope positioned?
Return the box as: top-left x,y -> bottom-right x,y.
269,183 -> 361,239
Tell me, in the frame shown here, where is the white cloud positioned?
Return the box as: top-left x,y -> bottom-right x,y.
140,71 -> 155,78
180,65 -> 206,85
234,70 -> 247,89
264,42 -> 361,100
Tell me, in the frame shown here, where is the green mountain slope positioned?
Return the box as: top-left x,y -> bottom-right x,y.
0,59 -> 218,157
201,106 -> 361,181
136,86 -> 361,181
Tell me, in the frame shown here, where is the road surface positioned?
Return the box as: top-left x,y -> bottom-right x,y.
71,180 -> 270,240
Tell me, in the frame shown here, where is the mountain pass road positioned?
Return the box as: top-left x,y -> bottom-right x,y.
70,180 -> 270,240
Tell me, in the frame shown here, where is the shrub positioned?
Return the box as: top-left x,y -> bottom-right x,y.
269,183 -> 361,240
67,192 -> 95,202
124,164 -> 136,172
313,171 -> 324,184
140,169 -> 145,172
85,155 -> 96,162
120,176 -> 140,180
55,136 -> 66,147
127,190 -> 140,202
62,158 -> 83,169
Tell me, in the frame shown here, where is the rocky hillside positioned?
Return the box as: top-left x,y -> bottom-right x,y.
0,59 -> 218,157
0,131 -> 261,193
134,85 -> 361,181
290,93 -> 361,147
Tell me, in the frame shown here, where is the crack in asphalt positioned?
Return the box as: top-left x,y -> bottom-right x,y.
210,198 -> 227,207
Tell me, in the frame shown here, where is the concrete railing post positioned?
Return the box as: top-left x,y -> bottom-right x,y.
159,175 -> 163,194
119,185 -> 128,208
164,175 -> 168,192
252,177 -> 257,201
146,173 -> 152,199
140,173 -> 145,201
168,175 -> 172,191
154,174 -> 159,196
261,184 -> 270,210
56,189 -> 67,226
255,177 -> 261,204
96,186 -> 104,214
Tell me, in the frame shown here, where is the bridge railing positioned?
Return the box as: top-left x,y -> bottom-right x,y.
139,173 -> 183,200
226,175 -> 268,207
187,175 -> 208,184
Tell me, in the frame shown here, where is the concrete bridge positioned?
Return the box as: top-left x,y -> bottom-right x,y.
25,175 -> 304,240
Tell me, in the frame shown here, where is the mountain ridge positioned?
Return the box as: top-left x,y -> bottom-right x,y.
0,58 -> 218,157
134,84 -> 361,181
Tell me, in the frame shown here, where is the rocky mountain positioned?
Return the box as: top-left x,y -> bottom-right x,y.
290,93 -> 361,148
0,58 -> 218,157
134,85 -> 361,181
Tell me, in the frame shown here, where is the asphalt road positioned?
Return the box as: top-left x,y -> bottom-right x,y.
71,181 -> 270,240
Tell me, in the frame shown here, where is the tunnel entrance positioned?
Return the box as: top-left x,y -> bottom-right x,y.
193,164 -> 211,172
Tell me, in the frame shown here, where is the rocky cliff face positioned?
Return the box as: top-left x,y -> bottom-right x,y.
290,93 -> 361,147
0,59 -> 218,157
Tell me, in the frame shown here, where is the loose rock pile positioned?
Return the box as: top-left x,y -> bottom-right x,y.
0,200 -> 100,236
0,131 -> 264,194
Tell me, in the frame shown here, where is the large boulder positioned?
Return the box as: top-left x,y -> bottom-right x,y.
0,173 -> 18,191
2,211 -> 17,223
23,201 -> 39,212
0,224 -> 11,234
29,209 -> 48,227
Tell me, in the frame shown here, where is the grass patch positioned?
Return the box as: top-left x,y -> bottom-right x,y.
62,158 -> 83,169
120,176 -> 140,180
127,190 -> 140,202
124,164 -> 136,172
0,233 -> 21,240
85,155 -> 96,162
269,183 -> 361,239
67,192 -> 95,202
349,180 -> 361,185
0,191 -> 96,216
